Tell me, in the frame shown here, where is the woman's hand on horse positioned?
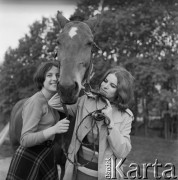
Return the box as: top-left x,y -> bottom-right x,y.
54,118 -> 70,134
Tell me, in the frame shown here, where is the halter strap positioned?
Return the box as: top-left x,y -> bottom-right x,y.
62,103 -> 69,119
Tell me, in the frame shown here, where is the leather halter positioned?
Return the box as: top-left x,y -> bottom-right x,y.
61,50 -> 93,118
59,42 -> 100,157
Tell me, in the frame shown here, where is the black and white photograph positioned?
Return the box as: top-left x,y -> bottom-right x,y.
0,0 -> 178,180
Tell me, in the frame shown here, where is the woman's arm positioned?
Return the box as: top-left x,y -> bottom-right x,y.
107,113 -> 133,159
21,98 -> 70,147
42,118 -> 70,139
48,93 -> 64,112
48,93 -> 81,117
101,99 -> 133,159
20,99 -> 46,147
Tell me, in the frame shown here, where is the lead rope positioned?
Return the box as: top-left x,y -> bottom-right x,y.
61,103 -> 69,156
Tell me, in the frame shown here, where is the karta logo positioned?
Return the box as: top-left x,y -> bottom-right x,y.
105,157 -> 126,179
105,158 -> 177,179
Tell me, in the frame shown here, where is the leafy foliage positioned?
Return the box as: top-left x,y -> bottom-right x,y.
73,0 -> 178,138
0,0 -> 178,139
0,16 -> 60,116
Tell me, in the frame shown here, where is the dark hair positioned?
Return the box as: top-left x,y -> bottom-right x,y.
33,61 -> 60,90
99,66 -> 134,110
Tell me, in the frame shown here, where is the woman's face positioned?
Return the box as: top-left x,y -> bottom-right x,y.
43,66 -> 60,93
100,73 -> 118,101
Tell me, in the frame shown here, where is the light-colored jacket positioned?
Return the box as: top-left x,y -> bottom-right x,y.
49,94 -> 134,180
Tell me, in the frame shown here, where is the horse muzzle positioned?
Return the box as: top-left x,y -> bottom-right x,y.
57,81 -> 80,104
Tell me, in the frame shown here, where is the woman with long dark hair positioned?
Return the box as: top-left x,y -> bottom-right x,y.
49,66 -> 134,180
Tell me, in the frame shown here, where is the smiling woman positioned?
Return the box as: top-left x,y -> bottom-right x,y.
6,61 -> 70,180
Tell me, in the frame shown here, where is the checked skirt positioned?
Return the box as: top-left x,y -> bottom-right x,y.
6,142 -> 59,180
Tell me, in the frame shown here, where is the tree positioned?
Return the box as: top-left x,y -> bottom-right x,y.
73,0 -> 178,138
1,1 -> 178,139
0,16 -> 60,119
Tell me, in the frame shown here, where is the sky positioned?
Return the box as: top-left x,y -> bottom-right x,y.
0,0 -> 77,64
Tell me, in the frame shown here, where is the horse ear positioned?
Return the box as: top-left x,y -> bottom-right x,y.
57,11 -> 69,29
84,14 -> 101,32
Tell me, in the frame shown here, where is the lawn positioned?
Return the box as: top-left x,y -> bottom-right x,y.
0,136 -> 178,179
0,141 -> 13,159
125,136 -> 178,179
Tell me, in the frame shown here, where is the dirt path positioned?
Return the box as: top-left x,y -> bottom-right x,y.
0,157 -> 11,180
0,139 -> 13,180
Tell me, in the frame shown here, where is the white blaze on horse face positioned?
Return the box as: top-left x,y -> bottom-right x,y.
68,27 -> 78,38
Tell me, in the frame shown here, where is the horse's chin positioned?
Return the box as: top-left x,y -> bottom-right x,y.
60,96 -> 78,105
57,85 -> 80,105
62,101 -> 77,105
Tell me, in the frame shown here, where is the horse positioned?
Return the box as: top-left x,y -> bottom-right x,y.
56,12 -> 100,104
9,11 -> 100,179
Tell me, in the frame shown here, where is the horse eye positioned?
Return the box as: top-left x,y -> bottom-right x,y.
86,41 -> 93,46
92,42 -> 100,52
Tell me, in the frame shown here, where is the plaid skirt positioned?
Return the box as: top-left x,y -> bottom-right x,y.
6,141 -> 59,180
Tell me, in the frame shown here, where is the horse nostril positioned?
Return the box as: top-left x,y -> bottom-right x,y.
57,81 -> 80,104
74,82 -> 79,92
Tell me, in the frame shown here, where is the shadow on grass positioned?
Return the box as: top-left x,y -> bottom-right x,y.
125,136 -> 178,179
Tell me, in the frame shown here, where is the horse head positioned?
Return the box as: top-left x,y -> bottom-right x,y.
56,12 -> 100,104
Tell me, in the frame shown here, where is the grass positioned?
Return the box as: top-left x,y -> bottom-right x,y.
0,141 -> 13,159
0,136 -> 178,179
128,136 -> 178,166
125,136 -> 178,179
